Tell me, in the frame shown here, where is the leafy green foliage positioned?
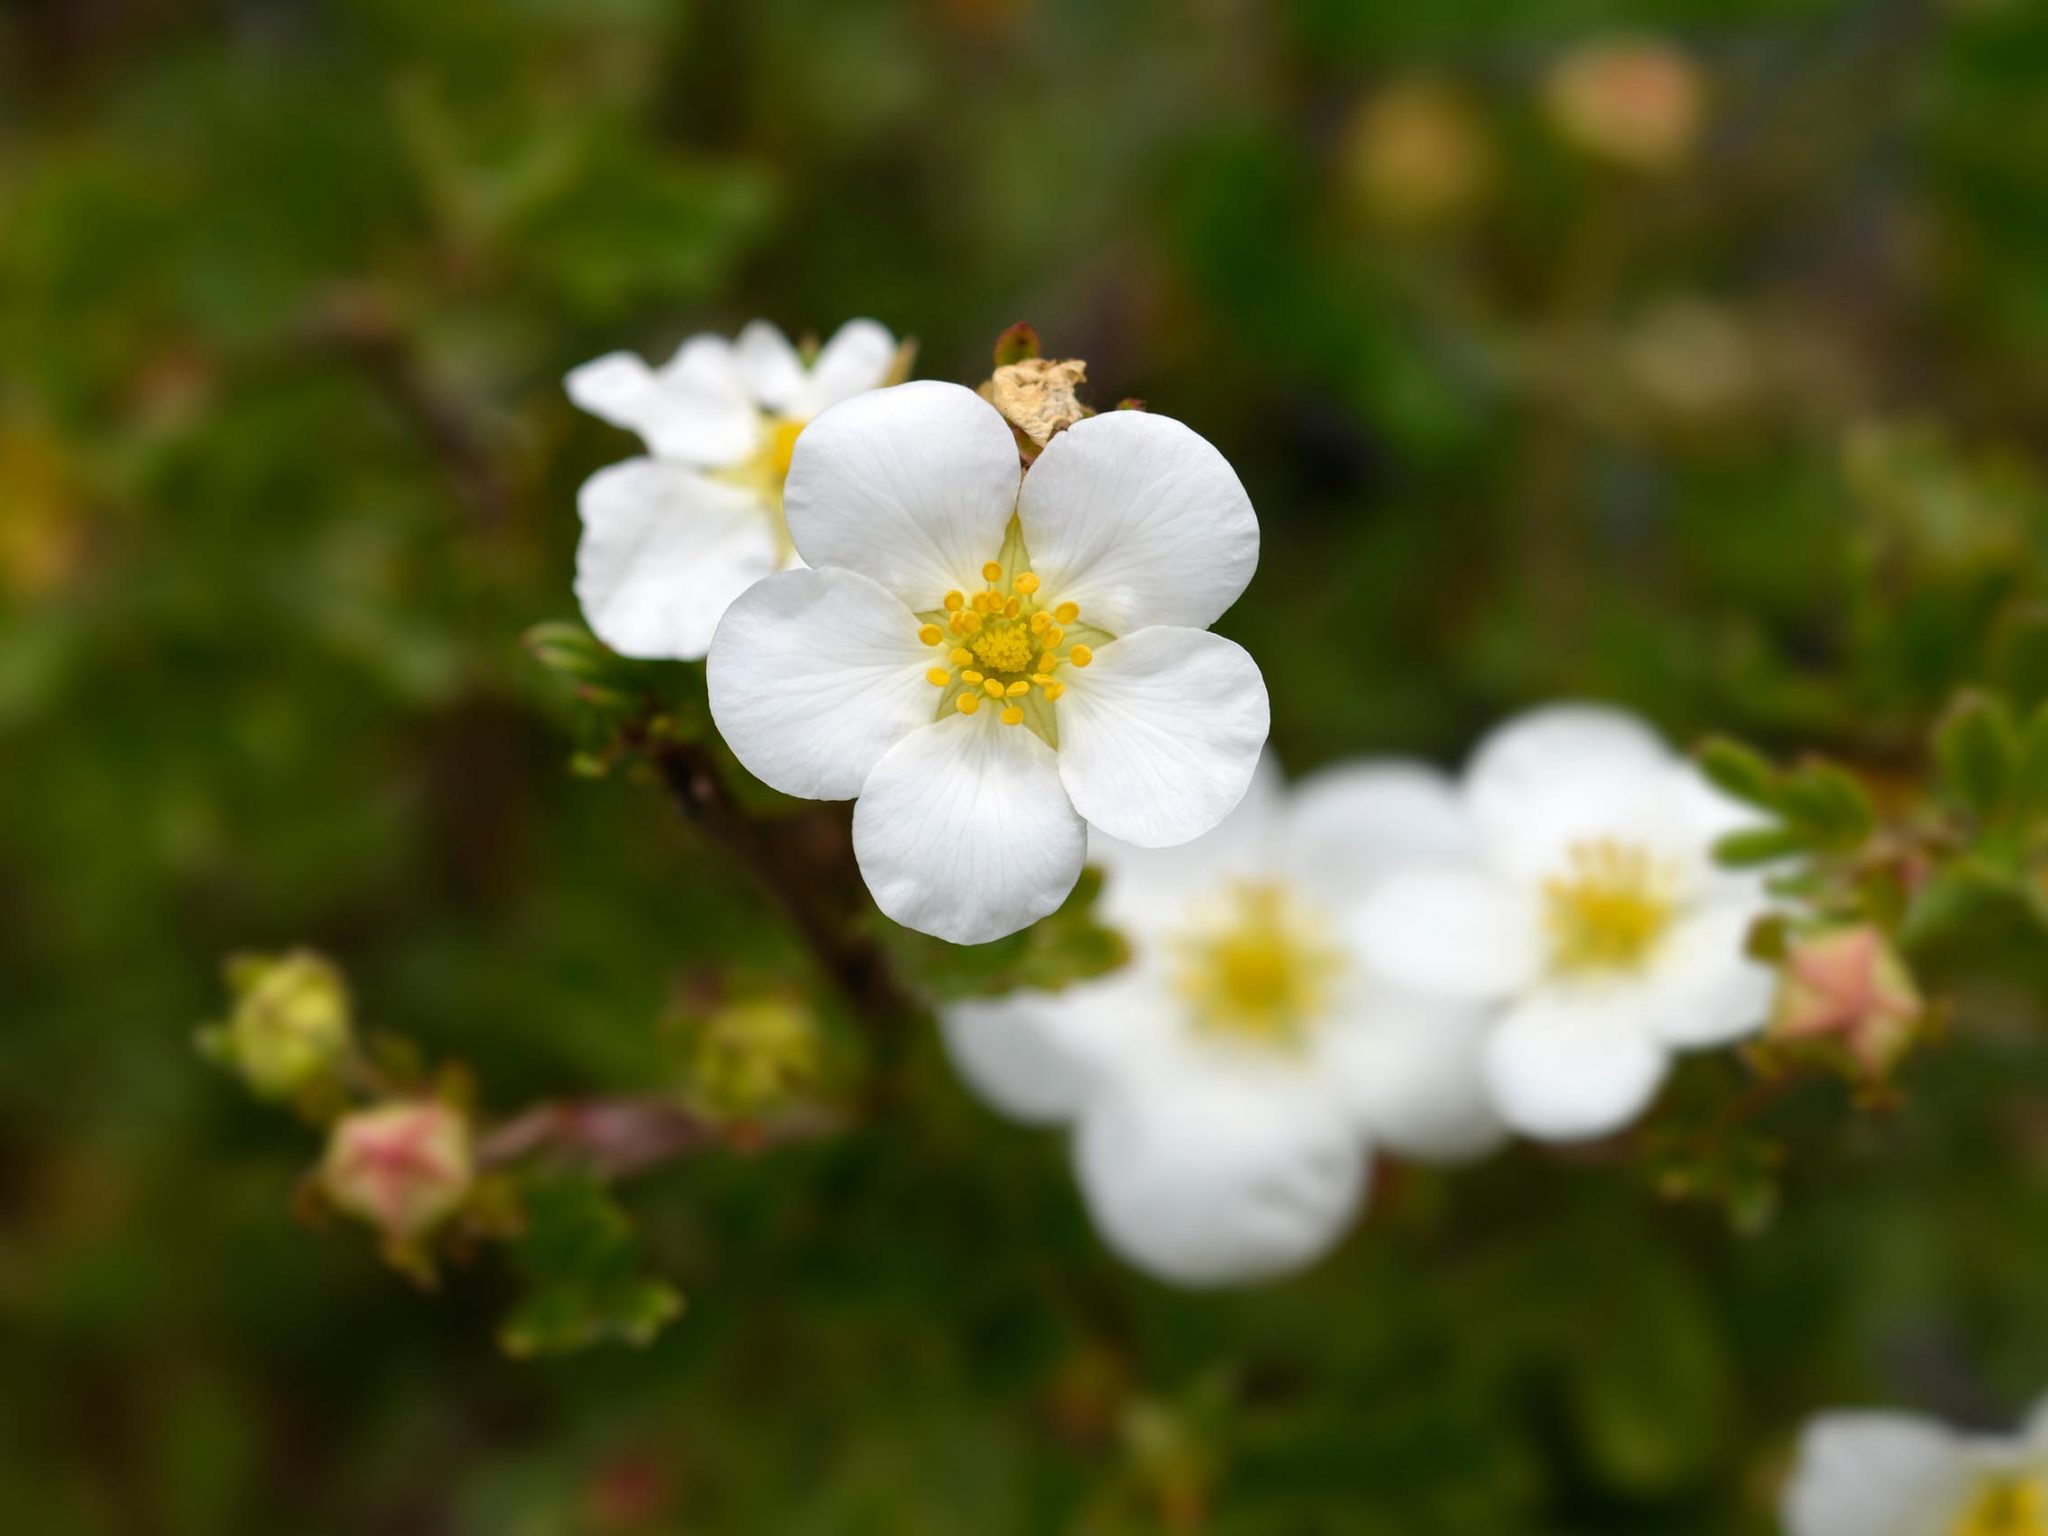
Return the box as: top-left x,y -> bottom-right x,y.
498,1174 -> 684,1359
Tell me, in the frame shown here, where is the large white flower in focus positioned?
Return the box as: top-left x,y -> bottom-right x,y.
565,318 -> 898,660
1784,1398 -> 2048,1536
1356,704 -> 1773,1142
706,381 -> 1270,945
942,759 -> 1503,1287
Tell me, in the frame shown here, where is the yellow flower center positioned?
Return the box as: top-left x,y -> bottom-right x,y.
912,516 -> 1112,746
1543,838 -> 1676,975
714,413 -> 809,562
1172,881 -> 1346,1047
1955,1477 -> 2048,1536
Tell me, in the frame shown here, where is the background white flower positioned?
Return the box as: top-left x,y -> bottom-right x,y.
565,318 -> 898,660
706,380 -> 1269,945
1356,704 -> 1773,1142
1783,1397 -> 2048,1536
942,757 -> 1503,1287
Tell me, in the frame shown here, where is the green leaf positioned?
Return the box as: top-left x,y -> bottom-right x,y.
1773,762 -> 1875,847
498,1174 -> 683,1359
1713,827 -> 1810,868
1695,736 -> 1778,808
888,866 -> 1128,1001
1935,690 -> 2019,818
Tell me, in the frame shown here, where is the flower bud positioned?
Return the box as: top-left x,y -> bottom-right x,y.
1340,78 -> 1492,227
688,997 -> 823,1117
1543,39 -> 1706,172
217,949 -> 352,1099
321,1101 -> 473,1243
1768,924 -> 1925,1080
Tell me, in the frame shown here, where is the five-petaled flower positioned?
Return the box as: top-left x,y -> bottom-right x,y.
566,318 -> 899,659
1784,1395 -> 2048,1536
1356,704 -> 1773,1141
943,755 -> 1502,1285
706,380 -> 1270,945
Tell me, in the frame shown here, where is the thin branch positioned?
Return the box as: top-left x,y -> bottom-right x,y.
477,1094 -> 842,1179
637,729 -> 926,1032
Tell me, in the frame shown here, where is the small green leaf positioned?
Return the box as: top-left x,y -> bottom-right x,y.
1713,827 -> 1809,868
1773,763 -> 1874,846
1695,736 -> 1778,808
498,1174 -> 683,1358
1935,691 -> 2019,818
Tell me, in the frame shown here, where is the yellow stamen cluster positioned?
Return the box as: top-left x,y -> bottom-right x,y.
914,554 -> 1102,736
1173,882 -> 1346,1047
1953,1477 -> 2048,1536
714,413 -> 810,562
1543,839 -> 1676,975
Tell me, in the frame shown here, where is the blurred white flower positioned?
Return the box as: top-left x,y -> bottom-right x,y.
943,758 -> 1502,1287
1357,705 -> 1772,1142
1784,1398 -> 2048,1536
707,380 -> 1269,945
565,318 -> 898,659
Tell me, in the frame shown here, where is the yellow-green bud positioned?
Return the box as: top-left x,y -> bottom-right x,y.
320,1101 -> 473,1243
690,998 -> 821,1116
221,949 -> 352,1099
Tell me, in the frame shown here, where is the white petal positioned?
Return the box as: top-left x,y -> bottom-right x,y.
797,318 -> 898,415
1352,862 -> 1544,1000
1280,760 -> 1478,912
1325,990 -> 1506,1162
939,964 -> 1174,1124
939,994 -> 1095,1126
705,567 -> 933,800
784,381 -> 1021,607
1018,409 -> 1259,634
1055,629 -> 1269,849
1465,703 -> 1676,878
1086,752 -> 1287,953
853,713 -> 1087,944
1484,985 -> 1670,1141
1642,900 -> 1774,1047
1783,1412 -> 1974,1536
567,339 -> 760,466
731,321 -> 806,414
1073,1072 -> 1367,1287
573,459 -> 778,661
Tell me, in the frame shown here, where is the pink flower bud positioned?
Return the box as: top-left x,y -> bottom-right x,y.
321,1101 -> 473,1243
1769,925 -> 1924,1079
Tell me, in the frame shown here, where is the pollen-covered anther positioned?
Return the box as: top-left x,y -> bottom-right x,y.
1014,572 -> 1040,594
1069,644 -> 1093,667
925,668 -> 950,687
999,705 -> 1025,726
918,624 -> 944,646
1053,601 -> 1079,624
943,591 -> 965,612
982,561 -> 1003,582
1005,681 -> 1030,696
961,670 -> 984,685
982,678 -> 1005,698
949,647 -> 972,666
956,693 -> 981,715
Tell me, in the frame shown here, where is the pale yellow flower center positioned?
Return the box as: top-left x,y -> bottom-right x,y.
1954,1477 -> 2048,1536
1543,838 -> 1676,975
1172,881 -> 1346,1048
912,516 -> 1112,747
715,413 -> 809,562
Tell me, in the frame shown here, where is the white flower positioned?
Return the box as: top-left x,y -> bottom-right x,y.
565,318 -> 899,660
1356,704 -> 1773,1142
941,757 -> 1503,1287
706,380 -> 1270,945
1783,1398 -> 2048,1536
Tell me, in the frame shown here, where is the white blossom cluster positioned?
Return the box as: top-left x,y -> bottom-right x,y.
566,320 -> 1777,1288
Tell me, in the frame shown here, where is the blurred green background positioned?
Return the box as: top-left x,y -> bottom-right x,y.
9,0 -> 2048,1530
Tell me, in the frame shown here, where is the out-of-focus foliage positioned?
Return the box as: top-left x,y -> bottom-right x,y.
9,1 -> 2048,1532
